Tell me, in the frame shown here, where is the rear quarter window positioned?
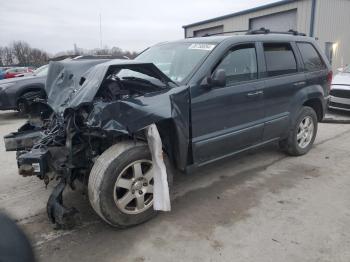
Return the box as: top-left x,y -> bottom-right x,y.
263,43 -> 297,77
297,42 -> 326,72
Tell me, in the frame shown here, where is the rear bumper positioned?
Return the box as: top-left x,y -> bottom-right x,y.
328,95 -> 350,111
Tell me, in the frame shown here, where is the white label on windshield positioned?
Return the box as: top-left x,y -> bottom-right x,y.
188,44 -> 216,51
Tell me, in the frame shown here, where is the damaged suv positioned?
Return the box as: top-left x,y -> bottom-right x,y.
4,32 -> 331,229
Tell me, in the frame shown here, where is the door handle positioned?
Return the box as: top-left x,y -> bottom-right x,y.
293,81 -> 306,87
247,90 -> 264,97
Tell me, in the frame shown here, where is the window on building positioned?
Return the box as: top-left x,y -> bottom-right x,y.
297,42 -> 326,71
215,45 -> 258,85
263,43 -> 297,77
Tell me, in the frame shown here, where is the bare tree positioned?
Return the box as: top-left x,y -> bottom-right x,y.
2,47 -> 14,66
0,47 -> 3,66
29,48 -> 49,67
2,40 -> 136,67
12,41 -> 31,66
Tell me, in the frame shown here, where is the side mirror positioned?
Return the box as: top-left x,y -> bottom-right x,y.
202,69 -> 226,88
209,69 -> 226,87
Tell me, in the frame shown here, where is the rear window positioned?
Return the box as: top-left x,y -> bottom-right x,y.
297,42 -> 326,72
263,43 -> 297,77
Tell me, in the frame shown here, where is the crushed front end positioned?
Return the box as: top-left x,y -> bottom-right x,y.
5,109 -> 103,228
4,58 -> 187,229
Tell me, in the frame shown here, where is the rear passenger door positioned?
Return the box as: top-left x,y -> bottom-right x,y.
260,42 -> 306,141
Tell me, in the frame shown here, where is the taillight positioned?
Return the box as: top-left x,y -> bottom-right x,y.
327,71 -> 333,90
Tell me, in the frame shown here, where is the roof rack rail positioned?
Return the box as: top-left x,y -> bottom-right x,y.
191,27 -> 306,38
191,30 -> 250,38
246,27 -> 306,36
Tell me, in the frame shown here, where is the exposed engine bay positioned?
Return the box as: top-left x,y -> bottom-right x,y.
4,59 -> 190,229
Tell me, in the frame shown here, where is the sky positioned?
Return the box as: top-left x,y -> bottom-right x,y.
0,0 -> 279,55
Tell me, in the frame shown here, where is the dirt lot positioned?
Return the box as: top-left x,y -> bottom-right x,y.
1,110 -> 350,262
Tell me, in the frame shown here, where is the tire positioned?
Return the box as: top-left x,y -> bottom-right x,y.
17,100 -> 28,115
279,106 -> 318,156
88,141 -> 173,228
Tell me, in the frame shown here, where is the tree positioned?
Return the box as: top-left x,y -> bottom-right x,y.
2,47 -> 14,66
0,47 -> 3,66
5,41 -> 49,67
12,41 -> 31,66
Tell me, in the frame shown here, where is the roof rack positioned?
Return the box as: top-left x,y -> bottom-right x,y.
198,27 -> 306,38
247,27 -> 306,36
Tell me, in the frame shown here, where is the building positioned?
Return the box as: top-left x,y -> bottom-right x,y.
183,0 -> 350,70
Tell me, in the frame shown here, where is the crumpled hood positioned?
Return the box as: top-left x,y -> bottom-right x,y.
45,59 -> 175,113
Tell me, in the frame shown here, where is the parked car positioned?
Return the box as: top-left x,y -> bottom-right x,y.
0,69 -> 5,80
4,67 -> 33,79
4,32 -> 331,229
0,67 -> 11,80
0,65 -> 48,113
328,65 -> 350,111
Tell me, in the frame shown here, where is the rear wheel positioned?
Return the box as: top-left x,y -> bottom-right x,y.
88,141 -> 173,228
279,106 -> 318,156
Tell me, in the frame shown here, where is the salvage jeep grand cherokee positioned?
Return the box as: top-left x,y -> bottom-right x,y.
4,31 -> 331,229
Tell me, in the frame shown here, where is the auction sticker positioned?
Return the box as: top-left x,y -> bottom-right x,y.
188,44 -> 216,51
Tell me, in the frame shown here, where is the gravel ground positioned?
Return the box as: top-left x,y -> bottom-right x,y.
0,110 -> 350,262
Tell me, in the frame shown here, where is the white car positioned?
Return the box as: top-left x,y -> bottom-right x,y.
329,66 -> 350,111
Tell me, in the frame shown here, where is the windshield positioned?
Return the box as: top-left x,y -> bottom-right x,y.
135,42 -> 216,83
34,65 -> 49,76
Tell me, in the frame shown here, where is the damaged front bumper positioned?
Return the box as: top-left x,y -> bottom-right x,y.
4,123 -> 81,229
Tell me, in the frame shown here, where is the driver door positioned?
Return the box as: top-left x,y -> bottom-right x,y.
191,43 -> 265,164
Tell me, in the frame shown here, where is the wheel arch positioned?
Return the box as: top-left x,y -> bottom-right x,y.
303,98 -> 324,122
292,84 -> 326,123
16,84 -> 46,104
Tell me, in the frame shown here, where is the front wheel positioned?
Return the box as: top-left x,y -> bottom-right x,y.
88,141 -> 172,228
279,106 -> 318,156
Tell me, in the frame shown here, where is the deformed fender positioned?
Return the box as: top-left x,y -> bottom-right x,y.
86,86 -> 191,171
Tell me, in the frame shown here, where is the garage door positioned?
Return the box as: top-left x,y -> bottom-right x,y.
193,25 -> 224,37
249,9 -> 297,32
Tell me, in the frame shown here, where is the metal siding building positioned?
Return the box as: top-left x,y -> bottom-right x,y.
183,0 -> 350,70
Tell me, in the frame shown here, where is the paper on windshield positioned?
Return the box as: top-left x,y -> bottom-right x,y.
188,43 -> 216,51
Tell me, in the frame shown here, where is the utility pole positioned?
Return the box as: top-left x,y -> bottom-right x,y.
74,43 -> 78,55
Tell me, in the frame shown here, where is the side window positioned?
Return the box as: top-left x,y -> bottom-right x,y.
216,45 -> 258,85
263,43 -> 297,77
297,42 -> 326,72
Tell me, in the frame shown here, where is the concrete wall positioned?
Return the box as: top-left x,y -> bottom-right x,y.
314,0 -> 350,70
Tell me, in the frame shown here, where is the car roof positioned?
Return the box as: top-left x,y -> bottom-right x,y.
169,34 -> 314,45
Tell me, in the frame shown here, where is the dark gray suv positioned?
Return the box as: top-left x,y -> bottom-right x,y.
4,32 -> 332,228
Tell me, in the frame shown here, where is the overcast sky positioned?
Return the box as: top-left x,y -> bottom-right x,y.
0,0 -> 278,54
